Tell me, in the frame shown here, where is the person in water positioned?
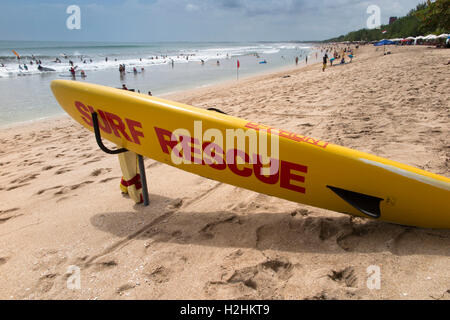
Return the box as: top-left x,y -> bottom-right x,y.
70,67 -> 76,77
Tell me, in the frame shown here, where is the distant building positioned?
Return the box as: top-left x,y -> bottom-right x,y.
389,17 -> 398,25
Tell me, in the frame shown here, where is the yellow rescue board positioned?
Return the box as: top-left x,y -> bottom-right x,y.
50,80 -> 450,229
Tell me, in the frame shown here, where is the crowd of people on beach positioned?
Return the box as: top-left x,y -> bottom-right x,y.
291,44 -> 356,72
0,44 -> 362,95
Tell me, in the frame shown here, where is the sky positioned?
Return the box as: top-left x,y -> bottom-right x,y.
0,0 -> 425,42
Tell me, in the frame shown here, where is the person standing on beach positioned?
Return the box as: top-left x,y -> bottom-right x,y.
322,53 -> 328,72
122,84 -> 128,90
295,56 -> 299,65
306,56 -> 308,64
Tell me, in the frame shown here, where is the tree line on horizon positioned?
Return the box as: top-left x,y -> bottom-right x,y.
326,0 -> 449,42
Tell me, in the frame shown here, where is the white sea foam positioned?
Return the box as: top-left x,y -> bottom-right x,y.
0,42 -> 312,78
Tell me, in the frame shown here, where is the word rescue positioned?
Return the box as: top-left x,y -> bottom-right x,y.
155,123 -> 309,194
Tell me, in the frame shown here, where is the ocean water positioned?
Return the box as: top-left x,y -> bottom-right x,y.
0,41 -> 314,126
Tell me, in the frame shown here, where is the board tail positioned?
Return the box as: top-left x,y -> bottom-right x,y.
118,151 -> 143,204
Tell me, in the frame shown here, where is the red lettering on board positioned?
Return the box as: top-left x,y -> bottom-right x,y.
126,119 -> 144,145
227,149 -> 253,177
75,101 -> 92,126
73,101 -> 144,145
153,126 -> 309,195
104,112 -> 132,142
154,127 -> 177,154
280,160 -> 307,194
87,106 -> 112,134
244,122 -> 329,148
202,142 -> 226,170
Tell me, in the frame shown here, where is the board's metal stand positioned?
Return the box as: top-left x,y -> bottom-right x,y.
91,112 -> 149,206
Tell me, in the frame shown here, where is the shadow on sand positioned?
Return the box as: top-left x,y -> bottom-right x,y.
90,193 -> 450,257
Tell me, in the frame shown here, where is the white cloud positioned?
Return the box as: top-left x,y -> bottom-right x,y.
185,3 -> 200,12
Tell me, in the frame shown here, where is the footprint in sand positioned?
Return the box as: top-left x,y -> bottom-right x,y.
145,266 -> 171,284
6,183 -> 30,191
99,176 -> 120,184
83,157 -> 102,165
206,257 -> 294,298
90,168 -> 112,177
91,259 -> 118,272
0,208 -> 21,224
35,273 -> 58,294
328,266 -> 358,288
55,168 -> 72,175
117,283 -> 136,295
36,185 -> 63,195
10,173 -> 39,184
54,181 -> 94,196
0,256 -> 9,266
42,165 -> 58,171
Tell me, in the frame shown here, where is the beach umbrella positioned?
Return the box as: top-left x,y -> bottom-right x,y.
374,39 -> 395,46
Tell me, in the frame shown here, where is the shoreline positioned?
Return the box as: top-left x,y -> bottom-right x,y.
0,44 -> 448,300
0,55 -> 323,130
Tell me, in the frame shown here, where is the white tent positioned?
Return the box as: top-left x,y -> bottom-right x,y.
437,34 -> 449,38
423,34 -> 438,40
406,36 -> 415,40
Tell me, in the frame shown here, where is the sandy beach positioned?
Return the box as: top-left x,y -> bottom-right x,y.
0,45 -> 449,300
